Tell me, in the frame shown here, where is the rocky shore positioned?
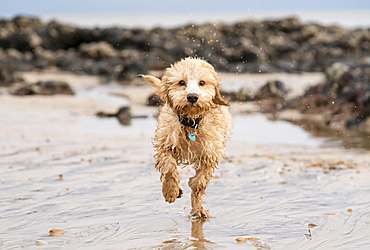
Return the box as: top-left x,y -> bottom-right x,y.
255,63 -> 370,135
1,15 -> 370,84
1,15 -> 369,136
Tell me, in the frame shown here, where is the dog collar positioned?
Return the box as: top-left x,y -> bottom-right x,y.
178,115 -> 203,141
178,115 -> 203,129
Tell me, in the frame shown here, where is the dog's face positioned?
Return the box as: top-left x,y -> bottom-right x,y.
143,58 -> 229,117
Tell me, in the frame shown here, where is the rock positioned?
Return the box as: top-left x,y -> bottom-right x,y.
96,106 -> 148,125
275,59 -> 298,73
42,21 -> 80,50
220,90 -> 238,102
116,60 -> 148,83
6,48 -> 23,61
252,240 -> 272,249
256,80 -> 289,99
32,80 -> 75,95
358,117 -> 370,134
33,47 -> 57,68
9,30 -> 42,51
272,64 -> 370,134
234,88 -> 255,102
326,62 -> 351,83
35,240 -> 48,246
8,82 -> 33,95
147,93 -> 164,106
0,63 -> 23,86
264,17 -> 302,33
55,48 -> 79,69
96,106 -> 132,125
0,15 -> 370,79
49,228 -> 66,237
12,16 -> 43,28
9,80 -> 74,95
116,106 -> 132,125
79,41 -> 118,59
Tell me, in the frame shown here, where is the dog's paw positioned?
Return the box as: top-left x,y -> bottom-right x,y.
177,188 -> 183,198
190,208 -> 210,218
163,186 -> 182,203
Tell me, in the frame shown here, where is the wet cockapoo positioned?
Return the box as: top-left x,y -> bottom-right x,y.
142,57 -> 231,218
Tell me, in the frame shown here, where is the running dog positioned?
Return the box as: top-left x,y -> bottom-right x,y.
142,57 -> 231,218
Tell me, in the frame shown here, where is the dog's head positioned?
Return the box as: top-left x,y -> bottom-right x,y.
142,57 -> 229,117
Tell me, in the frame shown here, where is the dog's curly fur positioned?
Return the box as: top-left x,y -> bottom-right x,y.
142,57 -> 231,218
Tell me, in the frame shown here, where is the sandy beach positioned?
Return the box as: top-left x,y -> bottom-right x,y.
1,71 -> 370,249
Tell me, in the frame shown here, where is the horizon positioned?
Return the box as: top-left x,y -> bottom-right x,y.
1,0 -> 370,29
2,10 -> 370,30
1,0 -> 370,16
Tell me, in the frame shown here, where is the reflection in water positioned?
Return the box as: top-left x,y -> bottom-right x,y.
288,118 -> 370,150
189,218 -> 215,249
95,106 -> 149,126
158,218 -> 214,250
231,114 -> 323,147
86,111 -> 370,150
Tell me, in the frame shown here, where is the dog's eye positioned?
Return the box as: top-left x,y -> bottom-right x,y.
199,81 -> 205,86
178,80 -> 186,86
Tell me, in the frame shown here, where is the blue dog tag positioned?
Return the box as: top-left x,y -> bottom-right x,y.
189,133 -> 196,141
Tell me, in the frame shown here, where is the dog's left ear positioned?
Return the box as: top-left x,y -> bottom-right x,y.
213,88 -> 230,106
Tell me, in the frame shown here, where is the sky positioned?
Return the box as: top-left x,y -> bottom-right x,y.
1,0 -> 370,28
1,0 -> 369,16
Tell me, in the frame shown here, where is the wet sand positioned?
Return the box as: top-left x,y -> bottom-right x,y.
1,71 -> 370,249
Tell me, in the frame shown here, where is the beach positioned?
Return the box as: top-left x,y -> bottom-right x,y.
1,71 -> 370,249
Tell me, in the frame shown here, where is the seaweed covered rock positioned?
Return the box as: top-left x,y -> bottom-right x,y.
0,63 -> 23,86
116,60 -> 148,83
287,63 -> 370,132
256,80 -> 289,100
146,93 -> 164,106
79,41 -> 118,59
9,80 -> 74,95
0,15 -> 369,81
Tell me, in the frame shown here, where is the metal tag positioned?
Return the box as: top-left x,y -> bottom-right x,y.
189,133 -> 196,141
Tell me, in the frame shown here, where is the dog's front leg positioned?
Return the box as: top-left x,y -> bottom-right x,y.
155,150 -> 183,203
188,162 -> 215,218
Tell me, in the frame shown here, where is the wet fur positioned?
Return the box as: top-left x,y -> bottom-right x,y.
142,57 -> 231,218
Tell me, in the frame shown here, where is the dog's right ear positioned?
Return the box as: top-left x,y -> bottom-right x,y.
141,75 -> 161,89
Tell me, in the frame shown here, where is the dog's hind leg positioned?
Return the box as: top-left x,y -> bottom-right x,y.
188,162 -> 215,218
156,150 -> 182,203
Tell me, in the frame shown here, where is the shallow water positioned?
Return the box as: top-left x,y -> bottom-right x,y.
1,133 -> 370,249
78,113 -> 370,150
231,115 -> 324,147
1,81 -> 370,249
290,119 -> 370,150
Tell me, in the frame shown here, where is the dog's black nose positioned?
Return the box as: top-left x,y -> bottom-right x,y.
187,93 -> 199,103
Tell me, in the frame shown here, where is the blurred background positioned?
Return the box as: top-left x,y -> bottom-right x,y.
1,0 -> 370,147
1,0 -> 370,28
2,2 -> 370,249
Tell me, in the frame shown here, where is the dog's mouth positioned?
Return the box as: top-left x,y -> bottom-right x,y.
187,102 -> 198,107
